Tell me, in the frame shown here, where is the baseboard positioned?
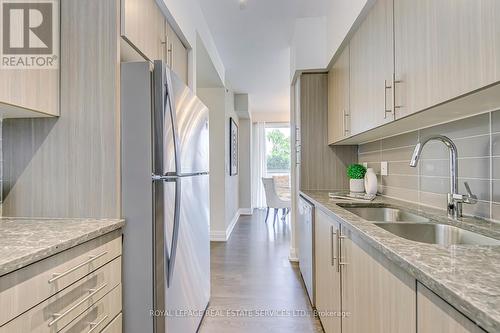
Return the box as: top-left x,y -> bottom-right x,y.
288,247 -> 299,262
238,208 -> 253,215
225,210 -> 241,240
210,209 -> 242,242
209,230 -> 227,242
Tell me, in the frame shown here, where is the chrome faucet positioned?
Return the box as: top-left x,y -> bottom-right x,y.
409,135 -> 477,220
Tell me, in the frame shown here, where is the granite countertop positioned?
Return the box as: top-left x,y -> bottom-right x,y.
0,217 -> 124,277
300,190 -> 500,333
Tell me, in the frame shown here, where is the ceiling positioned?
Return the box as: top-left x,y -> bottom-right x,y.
197,0 -> 328,114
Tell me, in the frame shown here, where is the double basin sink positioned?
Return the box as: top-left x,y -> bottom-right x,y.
338,204 -> 500,246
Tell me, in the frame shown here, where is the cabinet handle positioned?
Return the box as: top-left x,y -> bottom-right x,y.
48,251 -> 108,284
392,73 -> 402,116
48,283 -> 107,327
330,225 -> 337,266
169,42 -> 174,69
384,80 -> 393,119
338,232 -> 348,269
343,110 -> 350,134
87,315 -> 108,333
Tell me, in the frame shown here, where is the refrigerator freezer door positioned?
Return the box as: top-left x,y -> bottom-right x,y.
154,61 -> 209,176
169,68 -> 209,175
164,174 -> 210,333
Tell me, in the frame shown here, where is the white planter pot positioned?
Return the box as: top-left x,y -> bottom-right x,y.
350,179 -> 365,193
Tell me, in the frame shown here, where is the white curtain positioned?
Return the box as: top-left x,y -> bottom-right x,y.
252,122 -> 267,208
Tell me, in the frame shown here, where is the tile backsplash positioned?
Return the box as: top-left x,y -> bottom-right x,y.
0,121 -> 2,215
359,111 -> 500,222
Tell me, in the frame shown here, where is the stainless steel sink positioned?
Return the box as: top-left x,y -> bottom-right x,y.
374,223 -> 500,246
340,205 -> 430,223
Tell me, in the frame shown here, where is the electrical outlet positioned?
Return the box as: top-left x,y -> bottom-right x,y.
381,161 -> 388,176
362,162 -> 368,168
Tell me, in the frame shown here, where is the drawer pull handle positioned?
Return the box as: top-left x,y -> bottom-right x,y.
87,314 -> 108,333
48,283 -> 107,327
48,251 -> 108,283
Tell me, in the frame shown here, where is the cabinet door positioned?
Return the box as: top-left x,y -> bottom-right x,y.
349,0 -> 394,135
166,22 -> 188,85
314,209 -> 341,333
417,283 -> 486,333
394,0 -> 500,118
341,226 -> 416,333
121,0 -> 165,62
328,46 -> 350,144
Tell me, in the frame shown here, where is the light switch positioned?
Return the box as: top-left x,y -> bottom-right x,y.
381,161 -> 388,176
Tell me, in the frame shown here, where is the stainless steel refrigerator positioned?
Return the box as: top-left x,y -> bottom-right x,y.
122,61 -> 210,333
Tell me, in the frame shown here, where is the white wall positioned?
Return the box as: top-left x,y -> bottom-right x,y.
290,17 -> 327,79
238,119 -> 252,213
198,88 -> 245,241
156,0 -> 225,90
224,89 -> 240,230
326,0 -> 370,63
197,88 -> 227,239
252,112 -> 290,123
290,0 -> 371,79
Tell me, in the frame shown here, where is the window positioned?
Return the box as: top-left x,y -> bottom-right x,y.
265,126 -> 290,175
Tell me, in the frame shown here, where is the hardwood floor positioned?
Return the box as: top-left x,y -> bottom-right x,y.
199,209 -> 323,333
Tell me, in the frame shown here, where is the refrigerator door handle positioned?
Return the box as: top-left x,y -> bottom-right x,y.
166,177 -> 181,287
163,61 -> 182,176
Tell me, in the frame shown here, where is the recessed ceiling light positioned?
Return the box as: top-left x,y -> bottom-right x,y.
239,0 -> 247,10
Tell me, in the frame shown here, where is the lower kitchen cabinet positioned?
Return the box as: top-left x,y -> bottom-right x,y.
417,283 -> 486,333
0,230 -> 122,333
314,207 -> 416,333
341,226 -> 416,333
314,209 -> 341,333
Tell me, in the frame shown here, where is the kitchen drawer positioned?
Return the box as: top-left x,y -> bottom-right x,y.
0,257 -> 121,333
59,285 -> 122,333
101,313 -> 122,333
0,230 -> 121,325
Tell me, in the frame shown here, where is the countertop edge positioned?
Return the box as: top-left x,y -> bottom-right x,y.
0,220 -> 124,277
299,191 -> 498,333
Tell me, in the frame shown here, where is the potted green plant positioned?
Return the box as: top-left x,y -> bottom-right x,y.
347,164 -> 367,193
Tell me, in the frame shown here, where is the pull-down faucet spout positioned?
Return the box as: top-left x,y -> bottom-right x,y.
409,135 -> 476,220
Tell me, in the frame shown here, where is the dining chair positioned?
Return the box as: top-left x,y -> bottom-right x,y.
262,177 -> 291,225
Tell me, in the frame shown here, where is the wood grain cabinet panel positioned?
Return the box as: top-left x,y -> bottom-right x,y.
0,258 -> 121,333
417,283 -> 486,333
394,0 -> 500,118
349,0 -> 394,135
166,21 -> 189,85
328,46 -> 350,144
299,73 -> 357,191
59,285 -> 122,333
101,313 -> 123,333
0,67 -> 59,117
121,0 -> 165,62
0,231 -> 122,326
314,209 -> 341,333
341,226 -> 416,333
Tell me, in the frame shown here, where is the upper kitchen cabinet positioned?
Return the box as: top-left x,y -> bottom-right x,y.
0,2 -> 59,118
349,0 -> 394,135
0,66 -> 59,118
394,0 -> 500,118
328,46 -> 350,144
121,0 -> 165,62
165,21 -> 189,85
